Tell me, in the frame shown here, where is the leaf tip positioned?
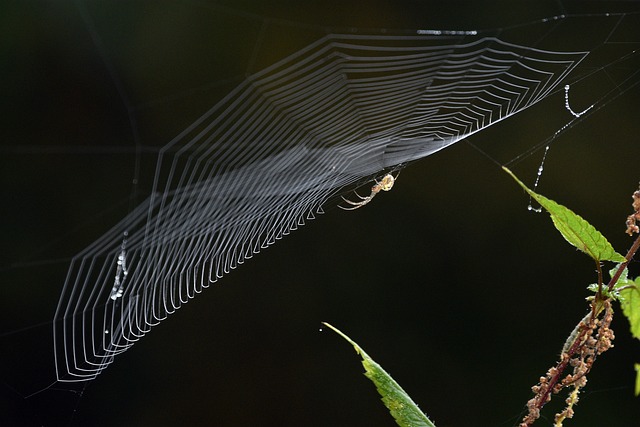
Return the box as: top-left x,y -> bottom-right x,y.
321,322 -> 362,356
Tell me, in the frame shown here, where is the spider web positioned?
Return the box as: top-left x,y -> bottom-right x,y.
2,2 -> 640,426
50,10 -> 639,382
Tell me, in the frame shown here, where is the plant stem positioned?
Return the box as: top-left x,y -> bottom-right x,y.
532,322 -> 589,417
607,232 -> 640,292
595,260 -> 604,303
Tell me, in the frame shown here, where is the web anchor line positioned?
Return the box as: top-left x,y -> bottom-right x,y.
564,84 -> 594,118
526,85 -> 586,214
527,83 -> 601,212
527,145 -> 551,214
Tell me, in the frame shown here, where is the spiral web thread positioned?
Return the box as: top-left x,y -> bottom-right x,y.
53,31 -> 590,381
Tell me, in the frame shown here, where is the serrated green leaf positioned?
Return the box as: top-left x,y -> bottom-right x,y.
322,322 -> 436,427
610,266 -> 640,396
503,167 -> 625,263
619,277 -> 640,340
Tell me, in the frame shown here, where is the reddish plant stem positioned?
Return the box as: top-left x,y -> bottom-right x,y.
596,261 -> 604,294
528,234 -> 640,421
607,232 -> 640,292
531,319 -> 591,417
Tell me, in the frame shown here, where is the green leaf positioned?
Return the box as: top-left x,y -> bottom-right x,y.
503,167 -> 625,263
619,277 -> 640,340
322,322 -> 436,427
610,266 -> 640,396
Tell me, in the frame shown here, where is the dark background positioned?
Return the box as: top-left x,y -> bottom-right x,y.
1,1 -> 639,426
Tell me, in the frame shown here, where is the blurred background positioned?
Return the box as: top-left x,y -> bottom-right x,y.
1,1 -> 639,426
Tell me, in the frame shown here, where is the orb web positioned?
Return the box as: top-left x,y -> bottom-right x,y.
51,14 -> 638,382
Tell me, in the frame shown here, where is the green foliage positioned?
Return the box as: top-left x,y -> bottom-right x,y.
326,169 -> 640,424
503,167 -> 625,263
621,280 -> 640,342
609,266 -> 640,339
614,270 -> 640,340
504,167 -> 639,400
322,322 -> 436,427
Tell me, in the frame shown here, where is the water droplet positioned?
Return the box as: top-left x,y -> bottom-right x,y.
527,204 -> 542,213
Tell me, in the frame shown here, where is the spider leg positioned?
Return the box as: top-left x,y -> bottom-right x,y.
352,190 -> 369,200
338,196 -> 369,210
338,190 -> 380,210
338,203 -> 364,211
341,196 -> 371,206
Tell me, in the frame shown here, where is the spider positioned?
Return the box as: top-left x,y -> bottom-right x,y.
339,173 -> 397,210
